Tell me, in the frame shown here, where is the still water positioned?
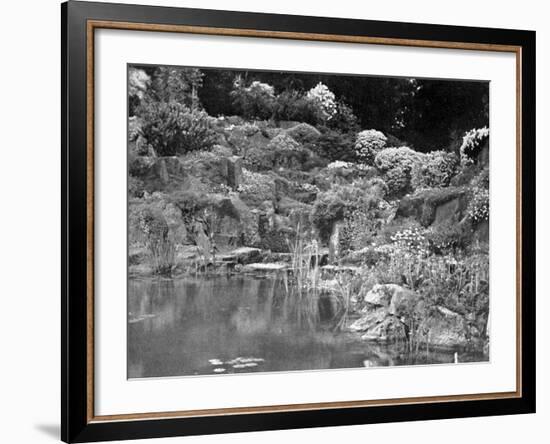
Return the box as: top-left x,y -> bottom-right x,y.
128,275 -> 484,378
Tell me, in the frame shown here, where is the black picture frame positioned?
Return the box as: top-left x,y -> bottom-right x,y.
61,1 -> 536,442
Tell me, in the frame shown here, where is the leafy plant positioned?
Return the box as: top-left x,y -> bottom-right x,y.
230,79 -> 276,120
355,130 -> 388,164
411,150 -> 459,189
306,128 -> 357,162
374,146 -> 423,196
137,208 -> 175,275
272,90 -> 322,124
137,101 -> 216,156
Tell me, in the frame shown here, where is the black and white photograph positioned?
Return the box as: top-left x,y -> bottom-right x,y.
127,64 -> 490,378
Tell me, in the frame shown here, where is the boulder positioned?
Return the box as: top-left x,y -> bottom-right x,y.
421,306 -> 469,347
223,247 -> 262,264
349,308 -> 388,332
360,316 -> 408,342
362,284 -> 416,310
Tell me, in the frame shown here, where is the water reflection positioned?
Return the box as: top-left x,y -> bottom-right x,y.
128,275 -> 485,378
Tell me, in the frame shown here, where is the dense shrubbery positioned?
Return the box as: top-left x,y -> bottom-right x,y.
374,146 -> 423,196
327,102 -> 359,133
272,90 -> 321,124
306,128 -> 357,162
355,130 -> 388,164
311,178 -> 388,243
138,101 -> 216,156
411,150 -> 459,189
230,80 -> 276,120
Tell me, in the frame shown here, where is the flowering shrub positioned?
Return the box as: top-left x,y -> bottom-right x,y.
137,101 -> 216,156
129,68 -> 150,100
466,167 -> 489,224
230,79 -> 276,120
411,150 -> 459,189
390,226 -> 429,258
355,130 -> 388,164
285,123 -> 321,144
460,127 -> 489,165
374,146 -> 423,196
467,186 -> 489,223
306,82 -> 337,121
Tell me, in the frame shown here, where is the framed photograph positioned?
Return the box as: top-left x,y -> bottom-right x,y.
61,1 -> 536,442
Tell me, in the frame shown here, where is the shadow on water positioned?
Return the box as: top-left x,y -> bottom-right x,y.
128,275 -> 485,378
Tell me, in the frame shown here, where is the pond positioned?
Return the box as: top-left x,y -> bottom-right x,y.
128,275 -> 485,378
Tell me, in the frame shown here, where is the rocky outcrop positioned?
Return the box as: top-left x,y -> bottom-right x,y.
348,284 -> 486,347
349,284 -> 415,342
395,186 -> 467,227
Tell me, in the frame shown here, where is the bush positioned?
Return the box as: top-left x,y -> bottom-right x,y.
268,133 -> 314,170
230,80 -> 275,120
411,150 -> 459,189
424,221 -> 471,254
272,90 -> 322,125
355,129 -> 388,164
306,128 -> 357,162
460,127 -> 489,165
285,123 -> 321,144
374,146 -> 423,196
311,180 -> 382,243
306,82 -> 337,122
327,102 -> 359,133
137,101 -> 216,156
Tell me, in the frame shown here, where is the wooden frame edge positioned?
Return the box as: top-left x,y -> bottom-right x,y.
85,18 -> 524,425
